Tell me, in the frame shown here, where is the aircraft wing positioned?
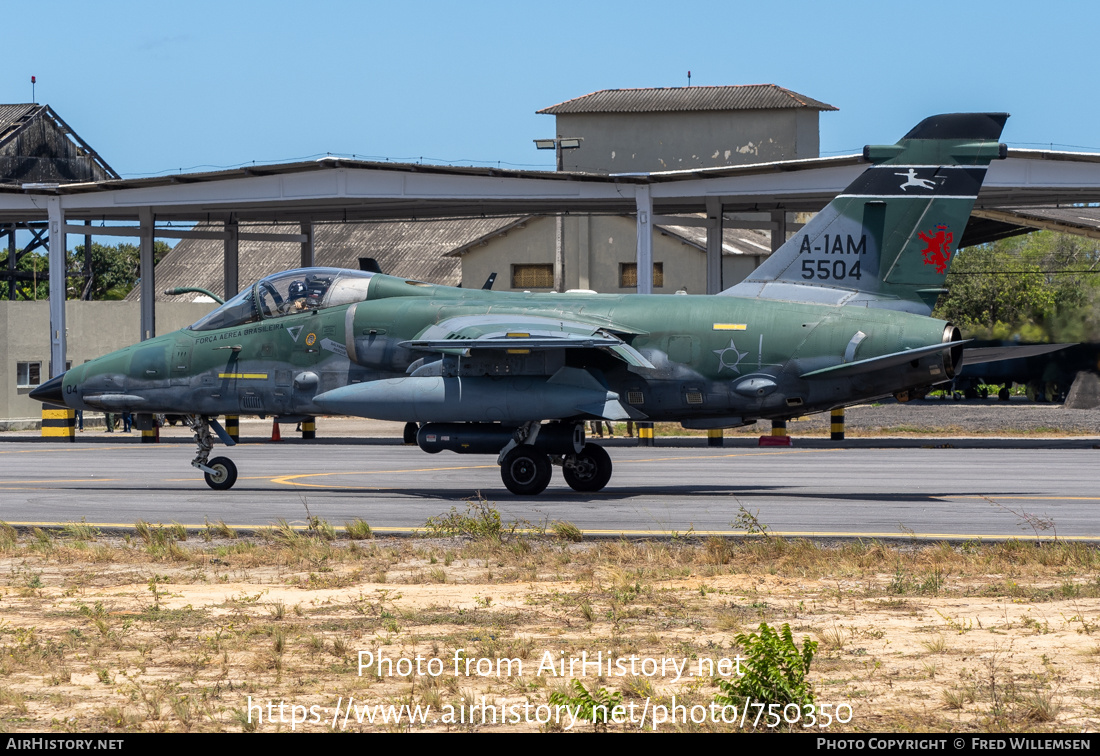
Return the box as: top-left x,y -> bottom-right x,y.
959,343 -> 1072,367
400,315 -> 655,369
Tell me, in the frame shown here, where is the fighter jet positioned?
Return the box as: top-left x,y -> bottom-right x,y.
32,113 -> 1056,495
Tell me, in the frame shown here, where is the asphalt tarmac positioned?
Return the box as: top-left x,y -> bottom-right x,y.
0,434 -> 1097,540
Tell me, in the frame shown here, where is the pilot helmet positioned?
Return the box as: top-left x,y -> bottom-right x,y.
288,280 -> 306,298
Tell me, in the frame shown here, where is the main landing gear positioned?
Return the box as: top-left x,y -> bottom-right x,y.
187,415 -> 239,490
496,422 -> 614,496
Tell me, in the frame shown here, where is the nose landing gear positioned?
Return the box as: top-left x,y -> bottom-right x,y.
187,415 -> 239,490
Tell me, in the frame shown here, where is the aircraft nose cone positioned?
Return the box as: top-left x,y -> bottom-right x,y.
29,373 -> 67,407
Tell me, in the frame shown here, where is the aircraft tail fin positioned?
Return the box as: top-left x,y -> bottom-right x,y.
722,113 -> 1009,314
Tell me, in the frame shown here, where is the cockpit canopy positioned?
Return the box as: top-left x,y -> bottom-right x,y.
188,268 -> 376,331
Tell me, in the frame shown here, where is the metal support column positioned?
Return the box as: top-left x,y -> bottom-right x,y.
224,217 -> 239,298
705,197 -> 724,295
635,185 -> 653,294
82,220 -> 92,301
770,210 -> 787,252
6,227 -> 14,300
300,221 -> 314,268
578,215 -> 590,290
46,196 -> 66,378
553,215 -> 564,292
138,207 -> 155,341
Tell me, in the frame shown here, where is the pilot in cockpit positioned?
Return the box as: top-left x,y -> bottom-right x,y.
285,279 -> 309,312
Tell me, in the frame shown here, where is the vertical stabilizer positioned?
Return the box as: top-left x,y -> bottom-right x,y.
722,113 -> 1008,314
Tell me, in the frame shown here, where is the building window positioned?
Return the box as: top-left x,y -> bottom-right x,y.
620,262 -> 663,289
16,362 -> 41,388
511,264 -> 554,289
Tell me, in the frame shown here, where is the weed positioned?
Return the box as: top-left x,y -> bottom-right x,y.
204,517 -> 237,540
936,610 -> 973,634
424,498 -> 517,541
548,679 -> 623,731
986,497 -> 1058,544
0,521 -> 16,550
732,503 -> 770,539
551,520 -> 583,542
580,601 -> 595,622
62,517 -> 99,542
715,622 -> 817,719
922,635 -> 948,654
344,518 -> 373,540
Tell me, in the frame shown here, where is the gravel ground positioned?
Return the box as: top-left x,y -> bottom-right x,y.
754,397 -> 1100,437
3,398 -> 1098,442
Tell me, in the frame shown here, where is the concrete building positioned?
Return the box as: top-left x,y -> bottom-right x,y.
538,84 -> 837,174
458,84 -> 836,292
449,214 -> 771,294
1,300 -> 212,422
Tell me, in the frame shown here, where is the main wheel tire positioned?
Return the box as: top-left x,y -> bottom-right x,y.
562,443 -> 613,492
204,456 -> 238,490
500,447 -> 552,496
403,421 -> 419,445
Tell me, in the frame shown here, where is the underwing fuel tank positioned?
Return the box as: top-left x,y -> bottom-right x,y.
313,375 -> 623,423
417,423 -> 585,455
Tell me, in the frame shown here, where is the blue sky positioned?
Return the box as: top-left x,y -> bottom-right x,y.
7,0 -> 1098,177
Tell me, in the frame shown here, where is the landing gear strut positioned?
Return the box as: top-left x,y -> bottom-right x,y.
187,415 -> 239,490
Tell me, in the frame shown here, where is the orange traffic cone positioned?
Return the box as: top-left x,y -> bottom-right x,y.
270,420 -> 281,442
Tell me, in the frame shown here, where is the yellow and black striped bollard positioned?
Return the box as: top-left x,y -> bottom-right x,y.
771,419 -> 787,438
830,408 -> 845,441
707,428 -> 723,447
637,422 -> 655,447
41,407 -> 75,442
301,417 -> 316,440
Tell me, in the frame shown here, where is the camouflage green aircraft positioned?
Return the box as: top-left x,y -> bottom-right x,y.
32,113 -> 1059,495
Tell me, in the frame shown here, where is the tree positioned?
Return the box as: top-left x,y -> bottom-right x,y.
934,231 -> 1100,341
68,241 -> 171,300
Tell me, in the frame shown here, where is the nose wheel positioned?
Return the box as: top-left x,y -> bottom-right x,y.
187,415 -> 240,490
203,456 -> 238,490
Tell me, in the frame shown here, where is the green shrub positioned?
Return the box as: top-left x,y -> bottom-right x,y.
549,679 -> 623,731
715,622 -> 817,715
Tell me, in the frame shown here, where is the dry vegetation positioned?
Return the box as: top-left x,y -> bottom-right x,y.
1,508 -> 1100,733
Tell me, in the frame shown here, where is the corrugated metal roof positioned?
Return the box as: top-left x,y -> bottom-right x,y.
538,85 -> 837,115
0,104 -> 41,143
657,222 -> 773,256
127,217 -> 521,302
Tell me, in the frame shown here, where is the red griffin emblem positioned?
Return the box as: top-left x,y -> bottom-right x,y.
918,224 -> 954,274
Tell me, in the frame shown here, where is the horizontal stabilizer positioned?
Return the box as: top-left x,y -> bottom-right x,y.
800,341 -> 969,379
960,343 -> 1072,367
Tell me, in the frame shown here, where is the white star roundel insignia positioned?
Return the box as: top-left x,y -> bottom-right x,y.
714,339 -> 748,374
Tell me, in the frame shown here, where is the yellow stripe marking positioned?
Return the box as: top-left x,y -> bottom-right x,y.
712,323 -> 748,331
218,373 -> 268,379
